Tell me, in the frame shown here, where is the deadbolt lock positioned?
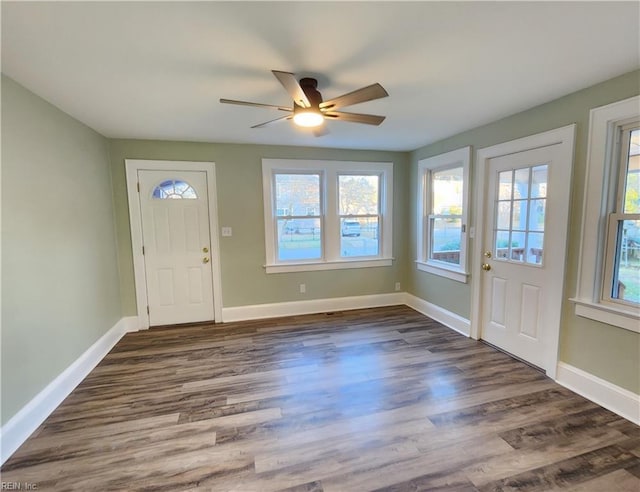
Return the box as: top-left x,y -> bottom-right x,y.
203,247 -> 209,253
484,251 -> 492,258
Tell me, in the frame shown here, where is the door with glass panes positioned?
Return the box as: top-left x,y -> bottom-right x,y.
480,143 -> 569,372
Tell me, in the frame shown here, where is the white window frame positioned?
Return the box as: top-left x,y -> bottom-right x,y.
338,172 -> 382,254
571,95 -> 640,333
602,122 -> 640,307
262,159 -> 394,274
416,147 -> 471,283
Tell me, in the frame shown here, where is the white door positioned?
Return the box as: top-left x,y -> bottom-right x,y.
480,143 -> 570,372
138,170 -> 214,326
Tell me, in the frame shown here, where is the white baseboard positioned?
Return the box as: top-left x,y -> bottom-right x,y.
404,294 -> 471,336
0,316 -> 139,465
221,293 -> 471,337
122,316 -> 141,333
221,292 -> 406,323
555,361 -> 640,425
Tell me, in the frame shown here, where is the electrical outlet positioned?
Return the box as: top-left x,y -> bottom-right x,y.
395,282 -> 401,291
299,283 -> 306,294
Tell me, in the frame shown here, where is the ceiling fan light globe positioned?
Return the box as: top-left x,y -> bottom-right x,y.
293,111 -> 324,128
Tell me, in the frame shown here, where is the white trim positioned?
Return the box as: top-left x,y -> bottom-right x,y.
125,159 -> 223,329
571,299 -> 639,333
221,293 -> 405,322
0,317 -> 139,465
416,147 -> 471,282
415,261 -> 469,283
573,96 -> 640,328
221,292 -> 472,336
470,124 -> 576,379
265,258 -> 393,274
404,294 -> 471,336
555,362 -> 640,425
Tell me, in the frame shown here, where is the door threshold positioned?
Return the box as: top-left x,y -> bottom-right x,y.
149,319 -> 217,330
480,340 -> 546,375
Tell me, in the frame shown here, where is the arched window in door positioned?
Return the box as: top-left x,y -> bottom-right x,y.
152,180 -> 197,199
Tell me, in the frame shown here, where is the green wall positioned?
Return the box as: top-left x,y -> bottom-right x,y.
108,141 -> 409,314
1,76 -> 122,424
408,70 -> 640,393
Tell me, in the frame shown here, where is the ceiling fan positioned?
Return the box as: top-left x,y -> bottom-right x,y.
220,70 -> 388,135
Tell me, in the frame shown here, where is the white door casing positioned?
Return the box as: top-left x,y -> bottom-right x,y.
126,160 -> 223,329
470,125 -> 576,378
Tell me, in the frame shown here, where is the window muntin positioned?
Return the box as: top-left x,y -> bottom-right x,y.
262,159 -> 393,273
603,125 -> 639,306
338,174 -> 381,258
493,165 -> 548,265
416,147 -> 471,282
152,180 -> 197,199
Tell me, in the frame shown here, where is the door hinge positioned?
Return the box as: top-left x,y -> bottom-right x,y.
142,245 -> 145,255
146,306 -> 150,315
137,182 -> 140,192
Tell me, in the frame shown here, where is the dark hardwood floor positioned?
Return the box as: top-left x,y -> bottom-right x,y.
2,305 -> 639,491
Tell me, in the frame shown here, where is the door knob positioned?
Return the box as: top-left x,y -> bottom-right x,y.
202,257 -> 210,264
481,263 -> 491,271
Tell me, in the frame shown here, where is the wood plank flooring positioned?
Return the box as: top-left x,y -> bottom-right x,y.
2,306 -> 639,491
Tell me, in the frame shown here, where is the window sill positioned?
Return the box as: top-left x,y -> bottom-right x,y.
415,260 -> 468,283
570,298 -> 639,333
265,257 -> 393,274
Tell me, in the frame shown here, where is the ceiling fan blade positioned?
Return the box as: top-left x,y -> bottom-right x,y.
220,98 -> 292,112
251,115 -> 292,129
323,111 -> 386,126
272,70 -> 311,108
320,83 -> 388,111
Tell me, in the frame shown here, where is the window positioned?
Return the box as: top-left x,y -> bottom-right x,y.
602,124 -> 639,306
263,159 -> 393,273
494,164 -> 548,265
339,174 -> 380,257
274,173 -> 322,262
417,147 -> 471,282
572,96 -> 639,333
152,179 -> 197,199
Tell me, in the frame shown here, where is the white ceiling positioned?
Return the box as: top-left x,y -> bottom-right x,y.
2,2 -> 639,151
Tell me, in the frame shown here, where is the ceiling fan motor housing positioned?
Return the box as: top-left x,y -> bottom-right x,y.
298,78 -> 323,108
